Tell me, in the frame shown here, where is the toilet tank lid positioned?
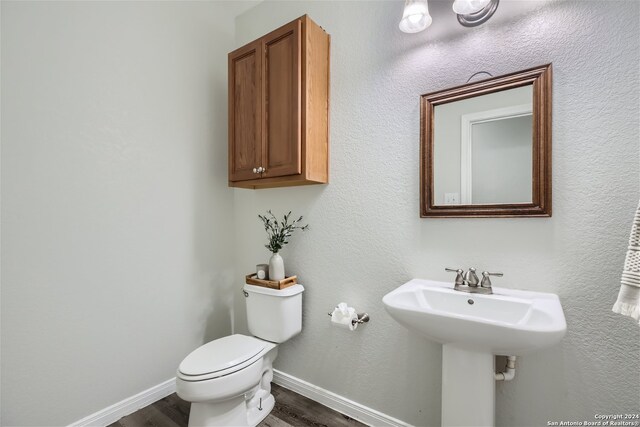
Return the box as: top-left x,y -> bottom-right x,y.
243,283 -> 305,297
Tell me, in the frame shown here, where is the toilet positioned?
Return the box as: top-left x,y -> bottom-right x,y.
176,283 -> 304,427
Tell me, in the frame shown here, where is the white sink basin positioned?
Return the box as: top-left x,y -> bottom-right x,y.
383,278 -> 566,355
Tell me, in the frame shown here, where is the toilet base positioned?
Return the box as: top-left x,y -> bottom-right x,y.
247,393 -> 274,426
188,393 -> 274,427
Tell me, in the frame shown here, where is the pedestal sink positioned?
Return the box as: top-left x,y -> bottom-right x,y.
382,278 -> 566,427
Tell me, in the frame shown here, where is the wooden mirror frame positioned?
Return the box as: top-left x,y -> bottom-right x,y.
420,64 -> 552,218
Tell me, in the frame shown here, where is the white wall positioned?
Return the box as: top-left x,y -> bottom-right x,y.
232,1 -> 640,426
0,2 -> 250,425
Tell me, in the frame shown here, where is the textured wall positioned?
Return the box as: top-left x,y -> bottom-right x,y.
0,2 -> 247,425
233,1 -> 640,426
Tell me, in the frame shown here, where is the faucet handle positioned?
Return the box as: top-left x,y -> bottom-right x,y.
481,271 -> 503,288
445,268 -> 464,286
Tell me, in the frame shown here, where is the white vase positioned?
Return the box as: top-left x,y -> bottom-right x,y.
269,252 -> 285,281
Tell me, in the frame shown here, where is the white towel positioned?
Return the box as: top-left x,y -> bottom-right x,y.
613,201 -> 640,325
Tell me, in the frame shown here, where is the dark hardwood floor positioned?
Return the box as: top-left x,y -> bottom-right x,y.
108,383 -> 366,427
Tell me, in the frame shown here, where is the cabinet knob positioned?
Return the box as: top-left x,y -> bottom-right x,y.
253,167 -> 258,174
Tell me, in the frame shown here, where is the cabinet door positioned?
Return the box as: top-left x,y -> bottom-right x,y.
229,41 -> 263,182
262,20 -> 302,178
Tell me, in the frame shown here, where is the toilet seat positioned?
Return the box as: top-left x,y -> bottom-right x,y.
178,335 -> 272,382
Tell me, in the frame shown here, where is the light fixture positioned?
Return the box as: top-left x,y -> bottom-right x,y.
399,0 -> 499,33
455,0 -> 499,27
452,0 -> 491,15
399,0 -> 432,34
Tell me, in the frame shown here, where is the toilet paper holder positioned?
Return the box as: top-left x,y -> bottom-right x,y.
327,310 -> 370,326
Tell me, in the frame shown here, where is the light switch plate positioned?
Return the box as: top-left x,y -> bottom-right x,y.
444,193 -> 460,205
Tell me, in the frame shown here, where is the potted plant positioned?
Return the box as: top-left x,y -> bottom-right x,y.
258,210 -> 308,281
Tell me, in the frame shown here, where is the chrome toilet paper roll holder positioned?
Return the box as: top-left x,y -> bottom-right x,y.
327,310 -> 370,326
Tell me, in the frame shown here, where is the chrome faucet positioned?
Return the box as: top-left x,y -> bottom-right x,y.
463,268 -> 479,287
445,267 -> 502,294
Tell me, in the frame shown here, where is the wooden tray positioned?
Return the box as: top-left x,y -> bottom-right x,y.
245,274 -> 297,290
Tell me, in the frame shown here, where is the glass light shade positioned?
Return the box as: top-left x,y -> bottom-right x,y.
452,0 -> 492,15
399,0 -> 432,33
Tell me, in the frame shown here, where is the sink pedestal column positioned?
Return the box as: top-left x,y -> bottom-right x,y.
442,345 -> 495,427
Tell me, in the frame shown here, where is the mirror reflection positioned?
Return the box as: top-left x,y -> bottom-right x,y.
433,85 -> 533,206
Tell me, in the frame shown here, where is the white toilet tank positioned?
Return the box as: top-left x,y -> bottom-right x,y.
243,283 -> 304,343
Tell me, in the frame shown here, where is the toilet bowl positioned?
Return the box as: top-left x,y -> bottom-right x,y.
176,284 -> 304,427
176,334 -> 278,426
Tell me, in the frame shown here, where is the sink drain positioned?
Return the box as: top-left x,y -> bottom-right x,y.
467,299 -> 474,305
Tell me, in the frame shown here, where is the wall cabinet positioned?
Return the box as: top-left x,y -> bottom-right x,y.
228,15 -> 330,189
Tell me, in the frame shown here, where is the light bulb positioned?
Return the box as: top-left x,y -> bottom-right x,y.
452,0 -> 491,15
408,14 -> 423,24
399,0 -> 432,33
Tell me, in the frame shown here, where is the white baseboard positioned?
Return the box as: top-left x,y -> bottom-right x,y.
68,377 -> 176,427
69,371 -> 411,427
272,369 -> 413,427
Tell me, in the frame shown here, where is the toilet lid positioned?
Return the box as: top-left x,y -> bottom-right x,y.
179,334 -> 267,377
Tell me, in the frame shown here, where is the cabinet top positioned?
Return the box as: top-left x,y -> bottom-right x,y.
229,14 -> 329,57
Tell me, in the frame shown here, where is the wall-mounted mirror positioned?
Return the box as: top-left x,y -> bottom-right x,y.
420,64 -> 552,217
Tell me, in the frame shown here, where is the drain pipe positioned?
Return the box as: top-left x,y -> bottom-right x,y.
495,356 -> 516,381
